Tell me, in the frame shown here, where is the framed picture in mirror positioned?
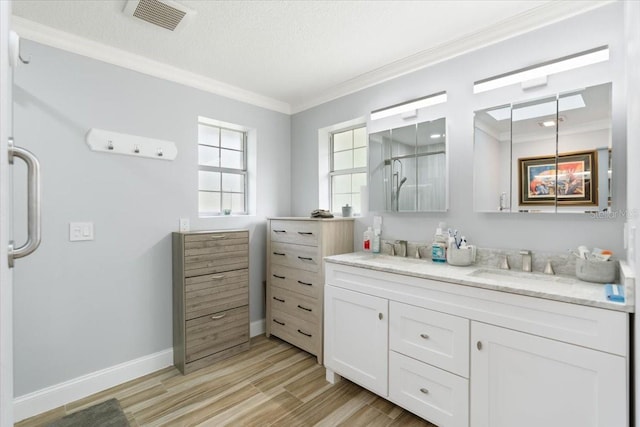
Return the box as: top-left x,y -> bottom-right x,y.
519,150 -> 597,206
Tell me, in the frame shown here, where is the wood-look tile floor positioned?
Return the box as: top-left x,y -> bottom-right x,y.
16,335 -> 436,427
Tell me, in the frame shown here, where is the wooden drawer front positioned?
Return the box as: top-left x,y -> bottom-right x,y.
270,286 -> 320,326
389,351 -> 469,427
184,246 -> 248,278
270,264 -> 321,299
184,231 -> 248,245
270,220 -> 320,246
390,301 -> 469,378
185,306 -> 249,363
185,269 -> 248,320
270,308 -> 319,356
270,242 -> 320,273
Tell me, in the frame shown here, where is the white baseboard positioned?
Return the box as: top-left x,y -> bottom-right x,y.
14,319 -> 266,422
13,348 -> 173,422
250,318 -> 265,337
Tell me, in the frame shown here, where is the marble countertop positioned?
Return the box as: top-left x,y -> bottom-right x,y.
325,252 -> 634,313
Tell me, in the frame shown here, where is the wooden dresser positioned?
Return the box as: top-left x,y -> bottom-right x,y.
172,230 -> 250,374
266,218 -> 354,364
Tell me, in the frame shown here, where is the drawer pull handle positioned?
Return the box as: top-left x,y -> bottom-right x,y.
273,252 -> 286,256
420,388 -> 429,395
273,319 -> 285,326
298,256 -> 313,261
297,280 -> 313,286
273,297 -> 285,303
211,274 -> 226,280
210,235 -> 226,239
298,232 -> 313,235
420,333 -> 429,339
378,313 -> 383,320
210,313 -> 226,320
273,229 -> 287,233
297,329 -> 312,337
477,341 -> 483,351
297,305 -> 312,312
273,274 -> 285,279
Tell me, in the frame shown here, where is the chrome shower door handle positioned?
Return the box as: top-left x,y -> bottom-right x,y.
8,139 -> 42,267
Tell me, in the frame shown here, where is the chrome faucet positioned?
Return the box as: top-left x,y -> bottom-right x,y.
385,242 -> 395,256
498,254 -> 510,270
395,240 -> 407,257
520,250 -> 532,272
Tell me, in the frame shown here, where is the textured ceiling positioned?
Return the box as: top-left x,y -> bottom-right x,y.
11,0 -> 609,113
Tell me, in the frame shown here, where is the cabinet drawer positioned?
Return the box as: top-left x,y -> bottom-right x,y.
270,220 -> 320,246
270,242 -> 321,273
184,231 -> 248,244
390,301 -> 469,378
270,308 -> 319,356
185,269 -> 248,320
184,249 -> 248,278
185,306 -> 249,363
270,264 -> 321,299
389,351 -> 468,427
270,286 -> 320,326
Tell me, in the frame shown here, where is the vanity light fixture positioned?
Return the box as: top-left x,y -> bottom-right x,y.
473,46 -> 609,94
371,91 -> 447,121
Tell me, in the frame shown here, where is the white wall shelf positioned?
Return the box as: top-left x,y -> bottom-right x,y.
86,128 -> 177,161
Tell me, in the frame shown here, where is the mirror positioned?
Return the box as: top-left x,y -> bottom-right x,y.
473,82 -> 612,213
369,118 -> 447,212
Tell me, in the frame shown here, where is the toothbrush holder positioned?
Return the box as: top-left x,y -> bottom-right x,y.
447,246 -> 476,267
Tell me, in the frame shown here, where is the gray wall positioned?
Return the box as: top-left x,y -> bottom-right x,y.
291,2 -> 627,256
12,41 -> 291,396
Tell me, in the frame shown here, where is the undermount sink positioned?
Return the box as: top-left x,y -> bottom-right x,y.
468,268 -> 575,285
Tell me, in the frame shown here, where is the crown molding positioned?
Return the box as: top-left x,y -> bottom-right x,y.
290,0 -> 613,114
11,16 -> 292,115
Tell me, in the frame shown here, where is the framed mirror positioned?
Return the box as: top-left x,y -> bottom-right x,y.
369,117 -> 447,212
473,82 -> 612,213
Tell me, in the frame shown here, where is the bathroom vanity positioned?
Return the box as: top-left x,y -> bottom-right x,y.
323,253 -> 633,427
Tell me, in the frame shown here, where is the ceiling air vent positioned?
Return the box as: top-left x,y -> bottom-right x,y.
123,0 -> 195,31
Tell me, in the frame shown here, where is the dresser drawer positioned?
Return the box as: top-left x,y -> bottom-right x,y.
185,306 -> 249,363
389,351 -> 469,427
184,249 -> 249,278
270,242 -> 321,273
270,308 -> 319,356
270,264 -> 321,299
390,301 -> 469,378
270,220 -> 320,246
270,285 -> 320,326
185,269 -> 248,320
184,231 -> 248,245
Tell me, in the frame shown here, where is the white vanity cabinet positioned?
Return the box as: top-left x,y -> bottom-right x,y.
471,322 -> 626,427
324,262 -> 630,427
324,285 -> 388,396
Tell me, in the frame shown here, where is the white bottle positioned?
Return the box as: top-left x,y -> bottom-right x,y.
363,227 -> 373,252
372,229 -> 381,253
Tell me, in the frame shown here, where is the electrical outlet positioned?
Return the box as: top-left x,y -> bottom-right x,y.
179,218 -> 190,232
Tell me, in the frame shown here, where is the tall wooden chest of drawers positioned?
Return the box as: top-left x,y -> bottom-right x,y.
172,230 -> 250,374
266,218 -> 354,364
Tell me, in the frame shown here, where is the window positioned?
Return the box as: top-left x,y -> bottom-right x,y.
330,126 -> 367,214
198,121 -> 247,216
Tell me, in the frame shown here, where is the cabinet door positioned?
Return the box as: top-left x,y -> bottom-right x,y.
471,322 -> 627,427
324,285 -> 388,396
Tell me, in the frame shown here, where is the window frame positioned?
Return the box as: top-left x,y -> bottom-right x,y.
329,125 -> 367,215
198,122 -> 248,216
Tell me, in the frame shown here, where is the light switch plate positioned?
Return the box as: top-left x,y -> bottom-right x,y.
179,218 -> 190,232
69,222 -> 94,241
